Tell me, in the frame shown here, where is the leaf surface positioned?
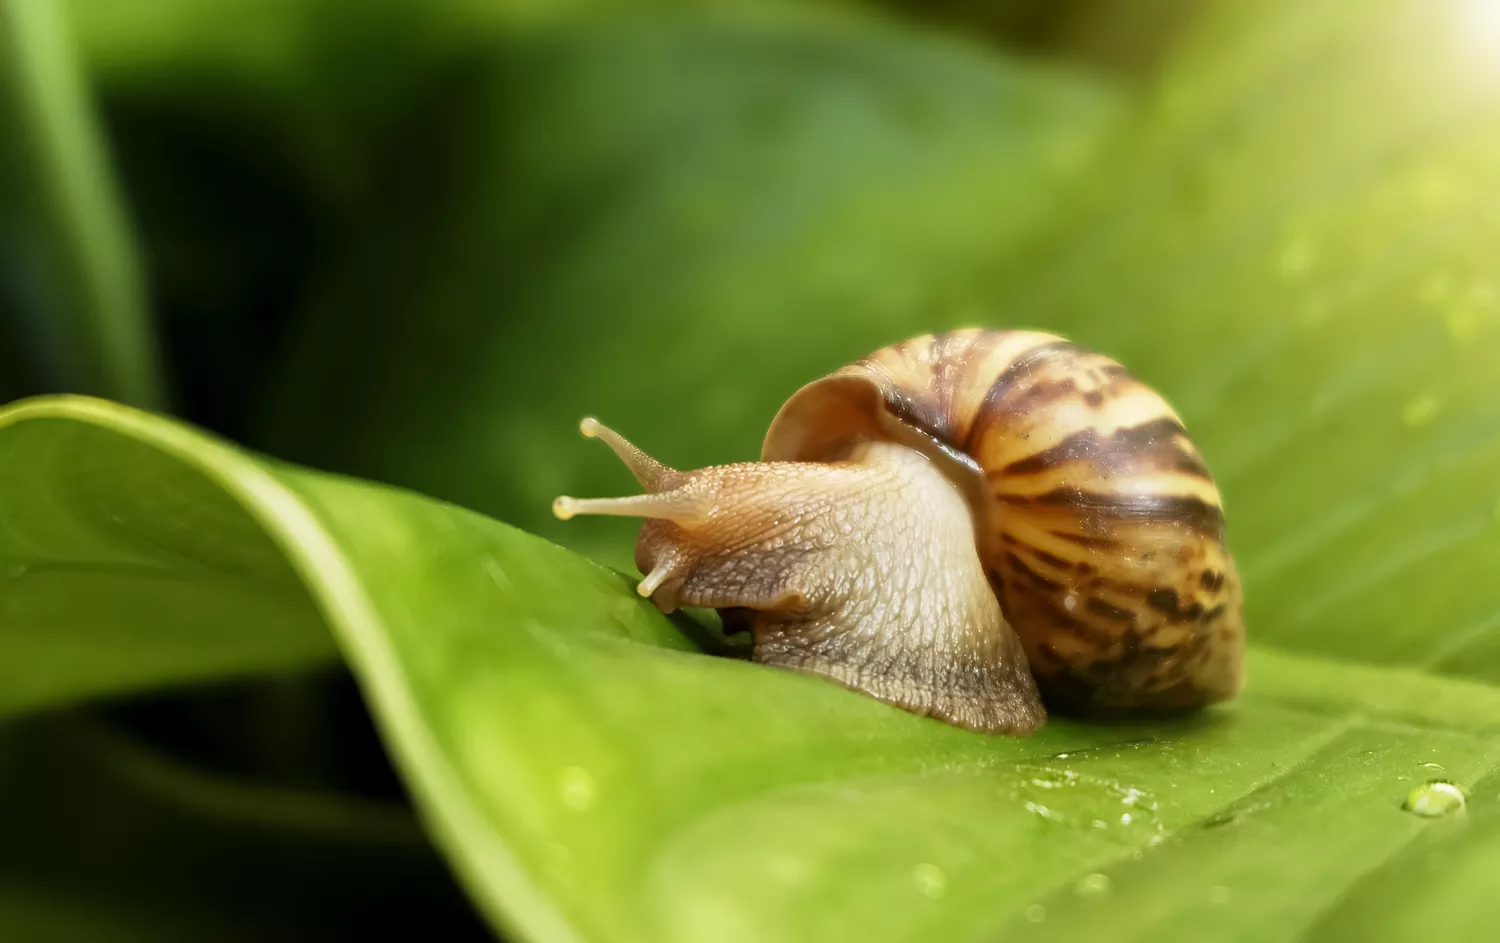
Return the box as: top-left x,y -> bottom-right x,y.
0,400 -> 335,716
3,396 -> 1499,943
8,0 -> 1500,940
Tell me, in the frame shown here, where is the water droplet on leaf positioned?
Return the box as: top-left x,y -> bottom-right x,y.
1025,801 -> 1067,823
558,766 -> 596,811
1404,780 -> 1465,818
912,862 -> 947,899
1025,904 -> 1047,923
1076,873 -> 1112,897
1403,393 -> 1440,428
1276,235 -> 1317,280
1015,766 -> 1161,834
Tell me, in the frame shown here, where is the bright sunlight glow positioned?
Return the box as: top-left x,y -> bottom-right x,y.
1463,0 -> 1500,58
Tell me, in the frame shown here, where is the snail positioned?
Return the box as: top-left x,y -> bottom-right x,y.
553,329 -> 1244,736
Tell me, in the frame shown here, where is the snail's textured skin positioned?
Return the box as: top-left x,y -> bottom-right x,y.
763,329 -> 1244,714
631,442 -> 1046,735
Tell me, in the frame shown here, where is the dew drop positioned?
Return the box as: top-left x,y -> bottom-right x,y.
1404,780 -> 1465,818
558,766 -> 597,811
912,862 -> 948,900
1402,393 -> 1440,428
1209,885 -> 1232,905
1025,904 -> 1047,923
1119,813 -> 1133,825
1076,872 -> 1112,897
1025,801 -> 1067,824
1420,762 -> 1447,773
1276,235 -> 1317,280
1063,594 -> 1079,612
1015,766 -> 1160,832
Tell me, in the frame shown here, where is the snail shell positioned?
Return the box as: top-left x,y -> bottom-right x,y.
762,329 -> 1244,716
554,328 -> 1244,735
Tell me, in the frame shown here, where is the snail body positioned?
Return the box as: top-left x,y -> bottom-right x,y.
554,329 -> 1244,736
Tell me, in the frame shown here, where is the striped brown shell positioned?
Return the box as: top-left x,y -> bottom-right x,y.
761,328 -> 1244,713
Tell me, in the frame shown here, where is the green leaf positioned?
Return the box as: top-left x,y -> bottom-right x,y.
11,0 -> 1500,940
4,393 -> 1499,943
0,0 -> 164,407
257,10 -> 1124,567
0,394 -> 722,939
0,399 -> 336,717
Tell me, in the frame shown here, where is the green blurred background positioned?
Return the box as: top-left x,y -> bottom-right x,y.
1,0 -> 1199,559
6,0 -> 1500,937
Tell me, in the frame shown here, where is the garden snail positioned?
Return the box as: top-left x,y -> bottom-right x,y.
553,329 -> 1244,736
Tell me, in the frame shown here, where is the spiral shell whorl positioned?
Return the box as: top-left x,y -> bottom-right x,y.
765,328 -> 1244,714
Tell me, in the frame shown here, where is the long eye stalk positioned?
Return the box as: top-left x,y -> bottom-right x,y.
552,419 -> 707,525
580,417 -> 678,491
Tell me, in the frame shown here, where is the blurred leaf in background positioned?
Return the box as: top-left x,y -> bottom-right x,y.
5,0 -> 1500,940
871,0 -> 1207,79
0,0 -> 162,407
57,0 -> 507,435
257,6 -> 1124,566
